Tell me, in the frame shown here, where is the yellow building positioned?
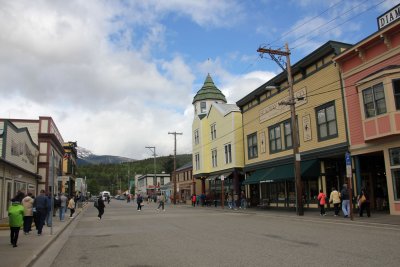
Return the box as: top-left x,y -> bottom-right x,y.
192,74 -> 244,205
237,41 -> 352,208
59,141 -> 78,196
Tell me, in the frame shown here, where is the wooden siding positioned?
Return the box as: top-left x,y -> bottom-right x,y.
242,61 -> 346,165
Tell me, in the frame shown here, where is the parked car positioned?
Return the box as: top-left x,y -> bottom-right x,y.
115,195 -> 126,200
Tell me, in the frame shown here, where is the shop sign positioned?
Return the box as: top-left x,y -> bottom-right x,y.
377,3 -> 400,30
259,87 -> 307,123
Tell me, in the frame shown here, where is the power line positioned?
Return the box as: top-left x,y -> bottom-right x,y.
268,0 -> 346,47
292,0 -> 389,50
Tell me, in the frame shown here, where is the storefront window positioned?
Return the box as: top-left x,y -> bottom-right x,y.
390,147 -> 400,200
15,181 -> 27,194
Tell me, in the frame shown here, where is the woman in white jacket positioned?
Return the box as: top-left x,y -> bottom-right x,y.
67,196 -> 75,218
329,187 -> 341,216
22,192 -> 34,234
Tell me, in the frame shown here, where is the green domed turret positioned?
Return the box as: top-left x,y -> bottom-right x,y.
192,74 -> 227,104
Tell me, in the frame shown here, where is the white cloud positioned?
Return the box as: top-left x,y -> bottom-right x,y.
0,0 -> 249,160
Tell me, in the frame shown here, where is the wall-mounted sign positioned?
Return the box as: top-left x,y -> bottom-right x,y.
377,3 -> 400,30
260,131 -> 266,154
259,87 -> 307,123
302,114 -> 312,142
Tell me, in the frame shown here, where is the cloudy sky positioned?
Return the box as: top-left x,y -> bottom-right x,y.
0,0 -> 398,159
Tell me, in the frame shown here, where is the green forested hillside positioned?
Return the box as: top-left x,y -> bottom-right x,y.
77,154 -> 192,195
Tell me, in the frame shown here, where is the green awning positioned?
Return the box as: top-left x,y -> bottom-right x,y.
267,159 -> 320,182
243,168 -> 275,184
244,160 -> 319,184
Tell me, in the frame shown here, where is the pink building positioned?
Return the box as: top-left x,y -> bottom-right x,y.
334,16 -> 400,214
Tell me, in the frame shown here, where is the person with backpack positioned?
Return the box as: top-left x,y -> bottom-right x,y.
95,195 -> 105,220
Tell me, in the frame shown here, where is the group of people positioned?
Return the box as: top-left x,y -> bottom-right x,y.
317,184 -> 371,218
8,190 -> 78,248
189,191 -> 247,209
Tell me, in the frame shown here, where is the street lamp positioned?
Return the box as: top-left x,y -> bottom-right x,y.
145,146 -> 157,196
50,149 -> 55,235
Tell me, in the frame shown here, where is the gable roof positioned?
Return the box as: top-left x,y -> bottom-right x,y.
208,103 -> 241,117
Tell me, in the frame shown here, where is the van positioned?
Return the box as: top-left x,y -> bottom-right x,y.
101,191 -> 110,201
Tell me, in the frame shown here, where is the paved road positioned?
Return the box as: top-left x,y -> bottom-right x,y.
31,200 -> 400,267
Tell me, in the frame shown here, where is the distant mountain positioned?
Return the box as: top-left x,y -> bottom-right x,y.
77,147 -> 136,166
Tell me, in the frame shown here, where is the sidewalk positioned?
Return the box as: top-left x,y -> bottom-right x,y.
181,204 -> 400,226
0,206 -> 86,267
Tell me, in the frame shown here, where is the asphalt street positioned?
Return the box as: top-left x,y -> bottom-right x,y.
30,200 -> 400,267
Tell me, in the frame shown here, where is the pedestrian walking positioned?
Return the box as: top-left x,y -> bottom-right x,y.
341,184 -> 350,218
240,191 -> 247,209
233,193 -> 238,210
317,189 -> 327,216
191,194 -> 196,207
96,195 -> 105,219
68,196 -> 75,218
45,193 -> 52,227
329,187 -> 341,216
33,189 -> 48,236
137,194 -> 143,211
53,194 -> 61,217
157,193 -> 166,211
8,192 -> 25,248
21,192 -> 34,234
227,193 -> 233,209
358,188 -> 371,217
59,193 -> 68,221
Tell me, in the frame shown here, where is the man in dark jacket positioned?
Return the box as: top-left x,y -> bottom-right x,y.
340,184 -> 350,218
96,196 -> 105,220
33,190 -> 48,235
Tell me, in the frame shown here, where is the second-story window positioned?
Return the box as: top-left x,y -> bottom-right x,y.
212,149 -> 218,167
211,123 -> 217,140
195,153 -> 200,170
316,102 -> 338,141
269,125 -> 282,153
247,133 -> 258,159
393,79 -> 400,110
194,129 -> 199,145
284,121 -> 292,149
224,143 -> 232,164
362,82 -> 386,118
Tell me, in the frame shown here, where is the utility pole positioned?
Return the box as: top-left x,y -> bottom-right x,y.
168,131 -> 183,205
257,43 -> 303,216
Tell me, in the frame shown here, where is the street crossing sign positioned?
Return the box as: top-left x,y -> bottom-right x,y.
345,152 -> 352,178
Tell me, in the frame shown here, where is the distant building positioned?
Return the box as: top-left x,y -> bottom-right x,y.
175,162 -> 196,204
60,141 -> 78,196
136,173 -> 171,198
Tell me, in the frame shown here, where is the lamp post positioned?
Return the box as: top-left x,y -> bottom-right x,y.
50,150 -> 55,235
145,146 -> 157,196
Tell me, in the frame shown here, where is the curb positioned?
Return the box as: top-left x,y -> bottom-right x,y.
24,206 -> 87,267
